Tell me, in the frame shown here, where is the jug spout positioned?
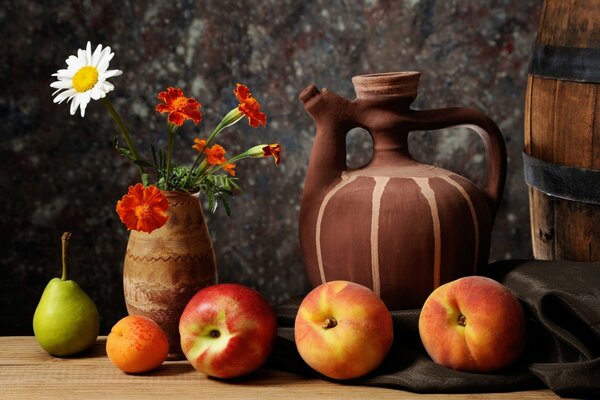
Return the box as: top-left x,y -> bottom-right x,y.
299,84 -> 355,193
299,84 -> 321,104
299,84 -> 353,123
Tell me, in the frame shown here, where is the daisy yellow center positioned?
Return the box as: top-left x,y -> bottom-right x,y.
72,66 -> 99,93
134,204 -> 152,220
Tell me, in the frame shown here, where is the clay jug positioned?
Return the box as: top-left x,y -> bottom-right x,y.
123,191 -> 217,360
299,72 -> 506,309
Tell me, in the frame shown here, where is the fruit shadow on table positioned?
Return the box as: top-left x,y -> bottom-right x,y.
268,259 -> 600,399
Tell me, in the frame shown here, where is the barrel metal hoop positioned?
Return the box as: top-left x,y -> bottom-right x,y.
529,44 -> 600,83
523,152 -> 600,205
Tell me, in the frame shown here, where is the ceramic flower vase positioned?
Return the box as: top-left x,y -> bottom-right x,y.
299,71 -> 507,310
123,191 -> 217,360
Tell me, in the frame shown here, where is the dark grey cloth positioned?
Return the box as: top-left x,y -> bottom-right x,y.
268,260 -> 600,398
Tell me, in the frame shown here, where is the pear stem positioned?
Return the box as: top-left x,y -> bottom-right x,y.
61,232 -> 71,281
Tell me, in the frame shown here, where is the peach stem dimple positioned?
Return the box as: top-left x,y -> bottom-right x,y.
322,318 -> 338,329
457,314 -> 467,327
210,330 -> 221,338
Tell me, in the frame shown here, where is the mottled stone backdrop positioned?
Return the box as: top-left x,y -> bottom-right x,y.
0,0 -> 540,335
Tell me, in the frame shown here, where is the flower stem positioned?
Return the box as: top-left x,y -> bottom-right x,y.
165,123 -> 177,189
61,232 -> 71,281
206,108 -> 244,144
101,98 -> 140,161
186,149 -> 206,184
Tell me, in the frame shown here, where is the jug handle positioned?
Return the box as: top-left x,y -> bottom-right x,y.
408,107 -> 507,219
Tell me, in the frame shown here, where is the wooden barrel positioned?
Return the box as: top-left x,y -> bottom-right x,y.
524,0 -> 600,260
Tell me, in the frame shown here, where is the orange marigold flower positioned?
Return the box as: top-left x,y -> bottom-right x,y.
234,83 -> 266,128
156,87 -> 202,126
192,138 -> 206,152
205,144 -> 227,165
262,144 -> 281,165
116,183 -> 169,233
222,163 -> 236,176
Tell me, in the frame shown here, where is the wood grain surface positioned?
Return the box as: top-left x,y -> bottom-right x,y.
0,337 -> 559,399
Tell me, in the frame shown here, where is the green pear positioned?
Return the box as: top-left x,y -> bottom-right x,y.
33,232 -> 100,356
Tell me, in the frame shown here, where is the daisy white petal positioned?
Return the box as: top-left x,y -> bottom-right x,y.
97,51 -> 115,73
70,95 -> 80,115
85,42 -> 93,64
90,86 -> 105,100
51,88 -> 66,97
102,81 -> 114,92
103,69 -> 123,79
53,88 -> 75,99
63,88 -> 77,97
79,91 -> 92,117
52,69 -> 73,78
65,55 -> 81,68
53,88 -> 73,101
50,80 -> 73,89
53,74 -> 73,81
91,43 -> 104,67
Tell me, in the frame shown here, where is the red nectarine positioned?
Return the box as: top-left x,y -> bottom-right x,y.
179,283 -> 277,379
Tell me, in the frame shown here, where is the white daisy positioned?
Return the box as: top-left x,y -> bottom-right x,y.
51,41 -> 122,117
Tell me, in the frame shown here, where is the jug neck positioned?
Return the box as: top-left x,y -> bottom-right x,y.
370,130 -> 417,167
351,72 -> 422,167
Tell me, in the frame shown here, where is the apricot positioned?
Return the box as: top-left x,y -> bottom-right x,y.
106,315 -> 169,373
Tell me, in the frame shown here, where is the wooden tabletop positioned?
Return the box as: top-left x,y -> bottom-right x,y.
0,337 -> 559,399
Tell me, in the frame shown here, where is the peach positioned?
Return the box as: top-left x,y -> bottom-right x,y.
106,315 -> 169,373
294,280 -> 393,380
418,276 -> 526,373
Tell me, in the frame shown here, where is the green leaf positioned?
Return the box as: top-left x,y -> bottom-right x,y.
219,194 -> 232,216
118,147 -> 133,158
159,150 -> 166,171
207,192 -> 217,213
141,173 -> 149,186
151,145 -> 158,168
134,159 -> 155,169
230,179 -> 242,192
113,135 -> 134,160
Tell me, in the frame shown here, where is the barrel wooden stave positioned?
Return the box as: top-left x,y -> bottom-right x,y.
526,1 -> 600,261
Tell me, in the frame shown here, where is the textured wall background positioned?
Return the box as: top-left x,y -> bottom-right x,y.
0,0 -> 540,335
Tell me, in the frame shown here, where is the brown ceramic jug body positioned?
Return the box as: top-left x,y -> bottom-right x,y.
299,72 -> 506,309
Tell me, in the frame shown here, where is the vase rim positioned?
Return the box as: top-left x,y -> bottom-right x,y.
161,190 -> 200,198
354,71 -> 420,79
352,71 -> 421,100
